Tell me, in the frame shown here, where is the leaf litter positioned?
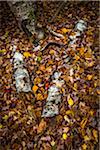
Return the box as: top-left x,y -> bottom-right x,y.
0,1 -> 99,150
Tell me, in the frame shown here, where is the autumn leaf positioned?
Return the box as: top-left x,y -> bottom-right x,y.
46,66 -> 52,72
87,74 -> 93,80
84,135 -> 90,141
87,61 -> 95,67
62,133 -> 68,140
39,65 -> 45,71
66,110 -> 74,116
23,52 -> 31,58
32,85 -> 38,93
37,119 -> 47,134
36,93 -> 44,100
0,124 -> 3,129
67,95 -> 74,106
80,118 -> 87,129
77,47 -> 85,55
49,49 -> 55,55
82,143 -> 87,150
0,49 -> 6,53
92,129 -> 98,142
34,77 -> 42,84
37,56 -> 42,62
51,140 -> 55,146
74,54 -> 80,61
3,114 -> 9,120
61,28 -> 71,33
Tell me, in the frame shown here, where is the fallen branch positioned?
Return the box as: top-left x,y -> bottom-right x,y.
49,1 -> 66,23
47,26 -> 64,38
40,41 -> 64,52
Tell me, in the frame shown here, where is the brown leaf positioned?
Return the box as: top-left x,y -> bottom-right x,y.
37,119 -> 47,134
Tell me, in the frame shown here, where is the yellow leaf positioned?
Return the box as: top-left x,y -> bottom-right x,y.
32,85 -> 38,93
23,52 -> 31,58
80,118 -> 87,129
92,129 -> 98,141
87,61 -> 94,67
36,93 -> 44,100
73,83 -> 77,91
61,28 -> 71,33
0,124 -> 3,129
82,143 -> 87,150
34,77 -> 42,84
46,66 -> 52,72
0,49 -> 6,53
66,110 -> 74,116
3,115 -> 8,120
51,141 -> 55,146
87,74 -> 93,80
64,115 -> 70,122
84,135 -> 90,141
68,95 -> 74,106
36,70 -> 42,74
74,55 -> 80,61
63,133 -> 67,140
89,110 -> 94,116
49,50 -> 55,55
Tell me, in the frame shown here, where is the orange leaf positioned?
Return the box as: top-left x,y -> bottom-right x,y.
61,28 -> 71,33
77,47 -> 85,55
87,74 -> 93,80
36,93 -> 44,100
39,65 -> 45,71
32,85 -> 38,93
37,119 -> 47,133
34,77 -> 42,84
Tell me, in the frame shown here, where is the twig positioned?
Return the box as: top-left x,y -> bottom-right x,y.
49,1 -> 66,23
47,26 -> 64,38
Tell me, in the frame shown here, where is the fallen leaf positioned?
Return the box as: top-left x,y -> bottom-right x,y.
37,56 -> 42,62
36,93 -> 44,100
39,65 -> 45,71
49,50 -> 55,55
3,114 -> 8,120
0,49 -> 6,53
23,52 -> 31,58
61,28 -> 71,33
77,47 -> 85,55
82,143 -> 87,150
66,110 -> 74,116
87,61 -> 95,67
62,133 -> 68,140
67,95 -> 74,106
37,119 -> 47,133
84,135 -> 90,141
32,85 -> 38,93
87,74 -> 93,80
64,115 -> 70,123
0,124 -> 3,129
92,129 -> 98,141
51,140 -> 55,146
80,118 -> 87,129
63,127 -> 69,133
34,77 -> 42,84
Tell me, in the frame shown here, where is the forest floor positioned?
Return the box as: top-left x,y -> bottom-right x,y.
0,1 -> 99,150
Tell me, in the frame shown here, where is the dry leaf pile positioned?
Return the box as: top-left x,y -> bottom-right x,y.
0,1 -> 99,150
